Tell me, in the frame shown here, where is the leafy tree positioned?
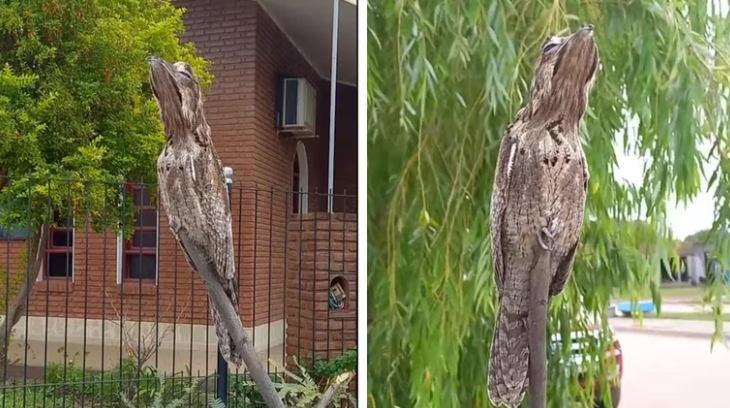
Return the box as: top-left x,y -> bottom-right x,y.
367,1 -> 730,407
0,0 -> 211,367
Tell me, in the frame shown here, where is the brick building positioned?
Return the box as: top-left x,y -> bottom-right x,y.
0,0 -> 357,374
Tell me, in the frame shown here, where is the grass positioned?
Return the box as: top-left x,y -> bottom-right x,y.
649,312 -> 730,322
612,284 -> 730,322
613,284 -> 722,304
0,385 -> 74,408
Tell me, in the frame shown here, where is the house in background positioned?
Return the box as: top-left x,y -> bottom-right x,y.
0,0 -> 357,375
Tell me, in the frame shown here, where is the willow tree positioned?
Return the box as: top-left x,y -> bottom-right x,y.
0,0 -> 210,366
367,1 -> 730,407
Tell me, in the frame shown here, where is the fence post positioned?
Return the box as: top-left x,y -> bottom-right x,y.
217,166 -> 234,406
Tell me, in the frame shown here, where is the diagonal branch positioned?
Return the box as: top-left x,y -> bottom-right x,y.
179,235 -> 285,408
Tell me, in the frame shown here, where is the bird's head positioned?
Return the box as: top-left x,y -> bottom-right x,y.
525,24 -> 599,123
147,56 -> 208,139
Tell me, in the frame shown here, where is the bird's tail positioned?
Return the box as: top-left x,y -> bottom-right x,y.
488,302 -> 529,407
210,278 -> 244,367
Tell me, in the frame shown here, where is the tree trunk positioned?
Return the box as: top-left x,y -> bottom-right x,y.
0,225 -> 47,377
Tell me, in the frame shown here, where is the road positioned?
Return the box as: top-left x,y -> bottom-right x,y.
617,330 -> 730,407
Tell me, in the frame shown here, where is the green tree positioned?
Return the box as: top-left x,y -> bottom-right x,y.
367,1 -> 730,407
0,0 -> 210,366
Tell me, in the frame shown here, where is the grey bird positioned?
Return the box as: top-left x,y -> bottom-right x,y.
147,56 -> 243,367
487,25 -> 599,407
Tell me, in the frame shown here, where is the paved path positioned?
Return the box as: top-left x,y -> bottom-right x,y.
609,317 -> 729,340
616,330 -> 730,407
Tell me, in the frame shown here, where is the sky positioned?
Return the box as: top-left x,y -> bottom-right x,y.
610,0 -> 729,241
612,126 -> 716,241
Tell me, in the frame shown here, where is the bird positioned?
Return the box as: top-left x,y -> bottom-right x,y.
147,55 -> 243,366
487,24 -> 599,407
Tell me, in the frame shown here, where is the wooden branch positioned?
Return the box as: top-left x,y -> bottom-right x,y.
315,371 -> 355,408
0,226 -> 47,371
179,235 -> 284,408
528,249 -> 550,408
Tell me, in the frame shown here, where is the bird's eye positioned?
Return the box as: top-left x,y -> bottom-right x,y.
179,70 -> 191,79
543,42 -> 558,53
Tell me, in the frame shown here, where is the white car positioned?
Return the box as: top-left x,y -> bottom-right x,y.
550,312 -> 623,408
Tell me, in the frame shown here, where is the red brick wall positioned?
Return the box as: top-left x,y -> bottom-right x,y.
285,213 -> 357,364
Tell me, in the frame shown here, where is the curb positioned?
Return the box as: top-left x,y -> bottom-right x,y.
613,325 -> 717,340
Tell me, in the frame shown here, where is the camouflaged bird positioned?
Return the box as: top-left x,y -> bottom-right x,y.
487,24 -> 599,407
147,56 -> 243,367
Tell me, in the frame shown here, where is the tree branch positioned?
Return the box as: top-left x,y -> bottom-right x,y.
179,235 -> 285,408
0,225 -> 47,373
315,371 -> 355,408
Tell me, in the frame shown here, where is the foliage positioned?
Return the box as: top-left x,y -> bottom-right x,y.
118,369 -> 208,408
306,348 -> 357,382
0,0 -> 211,233
225,358 -> 357,408
0,353 -> 211,408
0,351 -> 356,408
229,372 -> 286,408
368,1 -> 730,407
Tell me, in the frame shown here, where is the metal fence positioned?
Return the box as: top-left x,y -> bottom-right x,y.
0,175 -> 358,407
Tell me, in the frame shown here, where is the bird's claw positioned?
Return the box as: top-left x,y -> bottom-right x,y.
538,227 -> 554,251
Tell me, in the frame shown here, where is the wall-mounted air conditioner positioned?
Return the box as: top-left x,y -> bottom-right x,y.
277,77 -> 317,138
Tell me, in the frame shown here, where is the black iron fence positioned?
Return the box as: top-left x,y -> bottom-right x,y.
0,175 -> 358,407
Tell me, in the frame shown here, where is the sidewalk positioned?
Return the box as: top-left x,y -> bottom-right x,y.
610,317 -> 729,340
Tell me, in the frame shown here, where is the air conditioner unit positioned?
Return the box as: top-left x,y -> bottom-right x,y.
277,77 -> 317,138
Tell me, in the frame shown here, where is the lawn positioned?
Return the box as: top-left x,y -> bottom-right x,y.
648,312 -> 730,322
613,284 -> 726,304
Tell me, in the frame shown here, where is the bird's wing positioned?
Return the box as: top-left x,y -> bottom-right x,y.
174,228 -> 243,366
490,131 -> 519,295
548,154 -> 588,298
201,145 -> 236,281
174,226 -> 239,306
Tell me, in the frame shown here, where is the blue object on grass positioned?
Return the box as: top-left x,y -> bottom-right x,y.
615,300 -> 655,316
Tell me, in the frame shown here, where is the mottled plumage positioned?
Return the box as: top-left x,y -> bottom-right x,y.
487,25 -> 599,407
147,56 -> 242,367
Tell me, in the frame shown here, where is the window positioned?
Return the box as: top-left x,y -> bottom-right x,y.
45,212 -> 73,279
123,184 -> 158,281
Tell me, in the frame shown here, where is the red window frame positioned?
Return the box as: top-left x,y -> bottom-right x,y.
45,211 -> 73,279
123,183 -> 158,281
